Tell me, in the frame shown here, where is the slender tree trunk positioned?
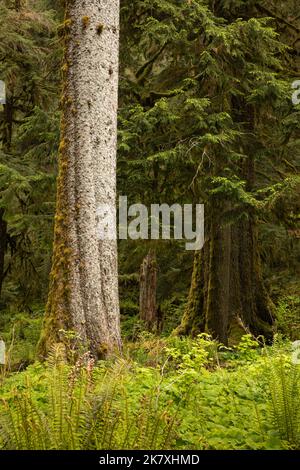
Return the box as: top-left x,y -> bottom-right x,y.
0,209 -> 7,298
39,0 -> 122,358
139,249 -> 158,330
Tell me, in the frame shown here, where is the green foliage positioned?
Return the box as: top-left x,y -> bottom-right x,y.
120,312 -> 144,341
0,309 -> 43,369
120,299 -> 139,318
160,296 -> 186,335
235,334 -> 260,361
117,0 -> 300,328
276,296 -> 300,341
264,344 -> 300,449
0,346 -> 179,450
0,1 -> 60,308
0,0 -> 299,453
1,337 -> 300,450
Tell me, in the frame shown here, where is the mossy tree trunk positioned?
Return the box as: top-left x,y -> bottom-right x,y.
39,0 -> 122,358
139,249 -> 158,330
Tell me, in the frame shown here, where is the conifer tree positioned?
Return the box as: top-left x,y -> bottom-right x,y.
118,0 -> 299,343
39,0 -> 122,358
0,0 -> 59,305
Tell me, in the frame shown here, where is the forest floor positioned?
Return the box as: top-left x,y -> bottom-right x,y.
0,321 -> 299,450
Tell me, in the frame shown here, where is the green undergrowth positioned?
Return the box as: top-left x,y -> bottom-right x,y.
0,334 -> 299,450
275,295 -> 300,341
0,309 -> 43,370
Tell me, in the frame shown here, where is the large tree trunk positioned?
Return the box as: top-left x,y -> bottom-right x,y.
176,213 -> 274,344
139,249 -> 158,330
0,209 -> 7,298
39,0 -> 122,358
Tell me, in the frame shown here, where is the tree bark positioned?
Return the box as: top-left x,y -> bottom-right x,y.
39,0 -> 122,358
139,249 -> 158,330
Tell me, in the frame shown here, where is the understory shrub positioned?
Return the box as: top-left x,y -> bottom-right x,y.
0,336 -> 299,450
